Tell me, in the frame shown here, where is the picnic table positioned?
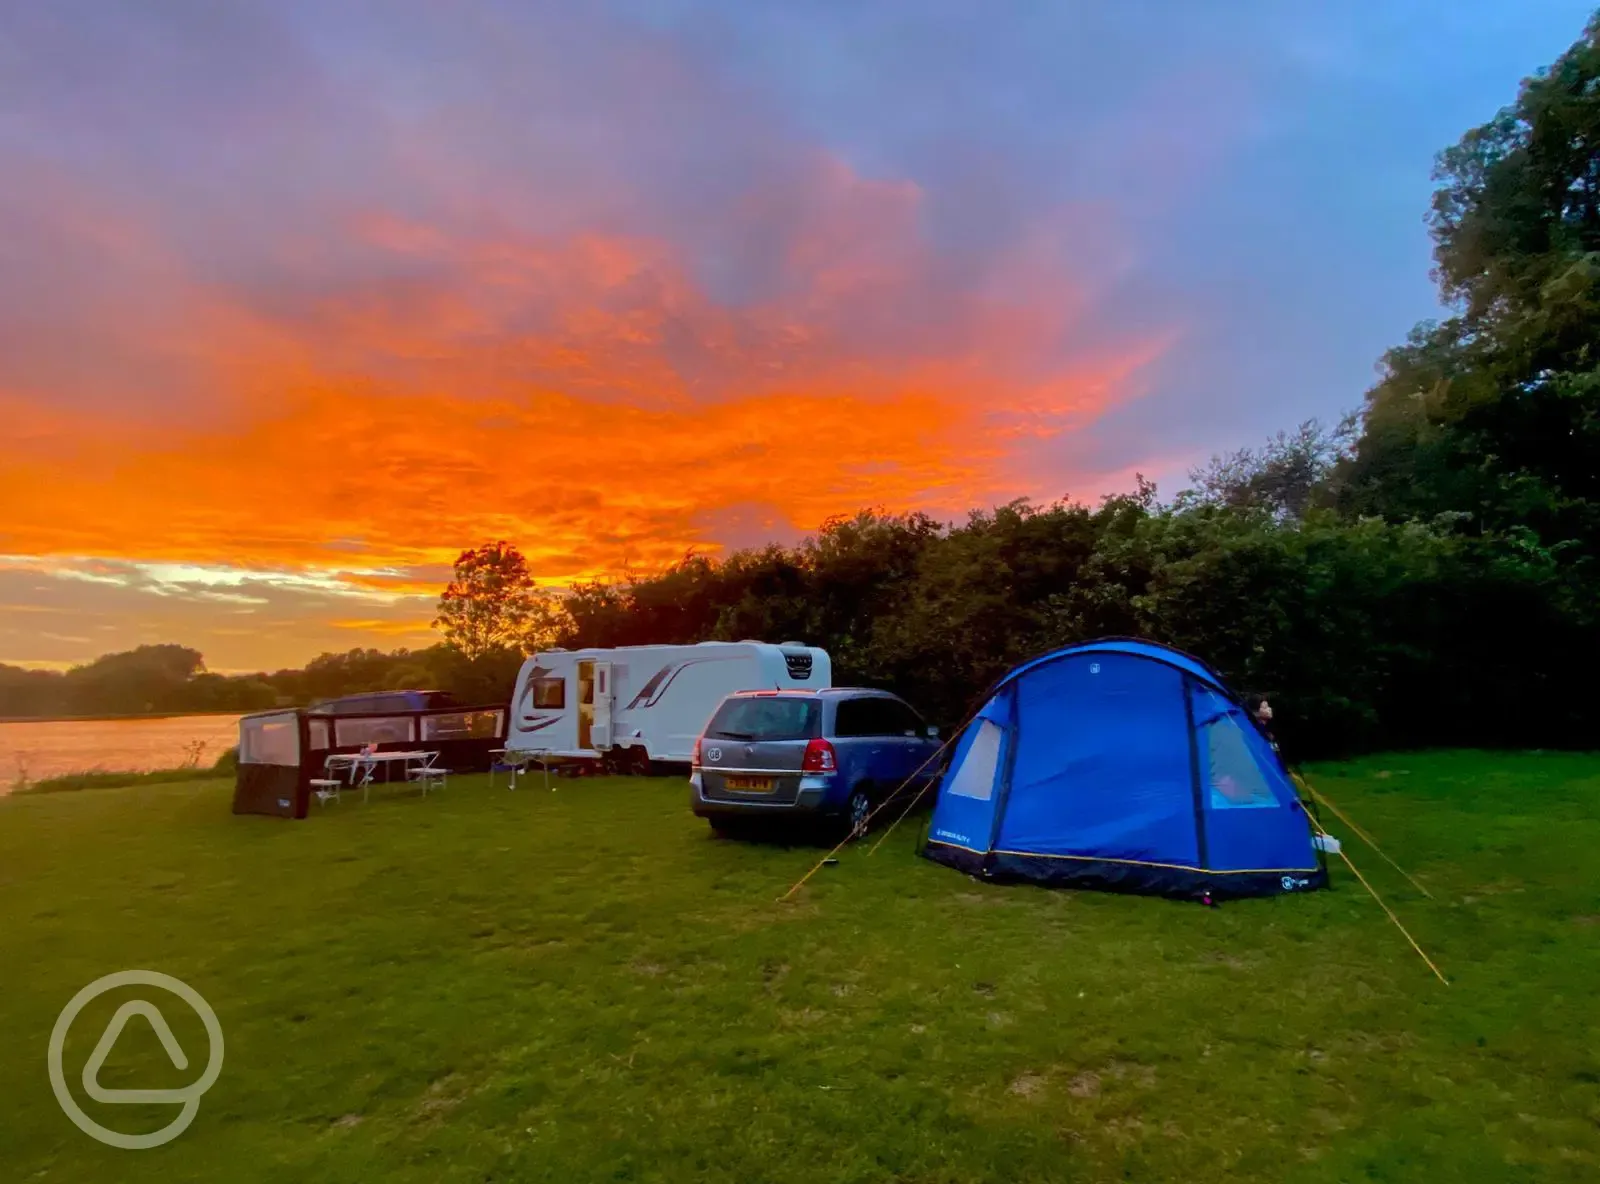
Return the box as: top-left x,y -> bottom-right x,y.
315,750 -> 446,804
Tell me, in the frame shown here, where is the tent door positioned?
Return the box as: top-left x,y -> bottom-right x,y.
591,661 -> 614,750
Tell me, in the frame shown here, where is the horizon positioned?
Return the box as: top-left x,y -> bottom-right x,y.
2,0 -> 1593,671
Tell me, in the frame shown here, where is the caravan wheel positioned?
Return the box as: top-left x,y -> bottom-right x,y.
627,748 -> 652,777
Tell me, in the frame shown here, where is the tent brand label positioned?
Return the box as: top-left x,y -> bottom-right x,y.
934,830 -> 972,845
1280,876 -> 1312,891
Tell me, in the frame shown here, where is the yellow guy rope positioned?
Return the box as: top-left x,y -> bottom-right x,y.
1334,844 -> 1450,987
777,726 -> 963,903
867,774 -> 939,855
1292,779 -> 1447,986
1293,772 -> 1433,899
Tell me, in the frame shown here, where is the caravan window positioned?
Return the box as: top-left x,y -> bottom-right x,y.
531,677 -> 565,710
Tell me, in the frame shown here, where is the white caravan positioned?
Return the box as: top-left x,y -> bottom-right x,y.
505,642 -> 832,771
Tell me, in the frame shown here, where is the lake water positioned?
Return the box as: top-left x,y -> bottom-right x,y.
0,714 -> 243,791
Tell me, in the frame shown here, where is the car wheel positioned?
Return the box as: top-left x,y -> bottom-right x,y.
845,787 -> 872,839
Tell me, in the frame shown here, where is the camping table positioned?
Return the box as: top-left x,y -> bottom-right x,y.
325,751 -> 441,803
491,748 -> 556,791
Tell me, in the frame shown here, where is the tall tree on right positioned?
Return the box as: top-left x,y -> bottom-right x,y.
1337,13 -> 1600,558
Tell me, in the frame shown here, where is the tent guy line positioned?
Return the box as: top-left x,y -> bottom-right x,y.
1293,772 -> 1434,899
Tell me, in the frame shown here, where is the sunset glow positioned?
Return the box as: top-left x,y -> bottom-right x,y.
1,0 -> 1574,669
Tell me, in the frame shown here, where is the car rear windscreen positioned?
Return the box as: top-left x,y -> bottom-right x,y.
705,697 -> 819,741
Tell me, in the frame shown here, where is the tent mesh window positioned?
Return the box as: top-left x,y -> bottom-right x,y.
421,710 -> 505,742
947,719 -> 1003,800
240,712 -> 299,766
333,715 -> 415,748
1197,703 -> 1278,810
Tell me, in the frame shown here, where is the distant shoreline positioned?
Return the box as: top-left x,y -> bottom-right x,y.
0,710 -> 251,725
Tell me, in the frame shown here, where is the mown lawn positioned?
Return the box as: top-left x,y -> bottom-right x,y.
1,751 -> 1598,1182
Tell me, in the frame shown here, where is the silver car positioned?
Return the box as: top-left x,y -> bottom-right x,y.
689,688 -> 941,836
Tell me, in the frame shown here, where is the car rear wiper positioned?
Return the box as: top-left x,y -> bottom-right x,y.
712,730 -> 756,740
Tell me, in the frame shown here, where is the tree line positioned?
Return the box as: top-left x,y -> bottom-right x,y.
0,642 -> 525,720
7,16 -> 1599,757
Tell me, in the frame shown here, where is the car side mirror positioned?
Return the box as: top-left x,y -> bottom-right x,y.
926,725 -> 939,739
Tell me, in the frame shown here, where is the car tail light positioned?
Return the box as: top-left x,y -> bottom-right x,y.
692,737 -> 703,768
802,738 -> 837,773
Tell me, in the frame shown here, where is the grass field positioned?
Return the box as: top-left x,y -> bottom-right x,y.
2,751 -> 1598,1182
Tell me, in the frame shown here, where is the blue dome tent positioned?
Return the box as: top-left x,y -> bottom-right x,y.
923,639 -> 1328,900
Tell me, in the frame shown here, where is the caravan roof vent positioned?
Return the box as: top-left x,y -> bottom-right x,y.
779,640 -> 806,648
784,651 -> 815,680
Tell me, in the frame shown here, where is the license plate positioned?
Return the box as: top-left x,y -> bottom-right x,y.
723,776 -> 774,792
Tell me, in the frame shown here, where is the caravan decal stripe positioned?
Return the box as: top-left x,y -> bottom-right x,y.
926,840 -> 1317,876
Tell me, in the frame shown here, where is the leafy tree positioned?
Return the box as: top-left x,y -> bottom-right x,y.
1340,14 -> 1600,558
0,664 -> 67,717
1184,416 -> 1357,520
61,644 -> 205,714
433,541 -> 567,658
559,579 -> 631,648
298,648 -> 406,703
425,644 -> 526,706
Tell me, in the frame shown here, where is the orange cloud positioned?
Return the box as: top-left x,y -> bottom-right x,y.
328,618 -> 437,637
0,157 -> 1172,651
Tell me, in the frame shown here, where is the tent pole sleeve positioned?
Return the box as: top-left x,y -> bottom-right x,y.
1183,676 -> 1209,870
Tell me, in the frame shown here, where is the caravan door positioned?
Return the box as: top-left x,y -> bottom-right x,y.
591,661 -> 614,750
576,660 -> 596,752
